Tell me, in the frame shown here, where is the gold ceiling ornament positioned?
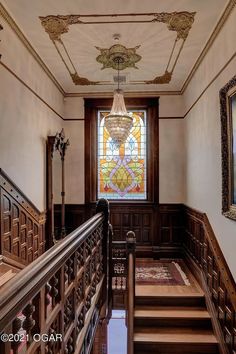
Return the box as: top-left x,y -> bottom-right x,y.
145,70 -> 172,85
71,73 -> 98,86
39,11 -> 196,86
95,44 -> 141,70
39,15 -> 83,41
153,11 -> 196,40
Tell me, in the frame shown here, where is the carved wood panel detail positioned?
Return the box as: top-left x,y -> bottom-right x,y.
0,212 -> 106,354
183,206 -> 236,354
110,204 -> 154,245
0,169 -> 46,266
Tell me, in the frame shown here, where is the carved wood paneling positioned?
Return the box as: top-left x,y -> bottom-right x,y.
55,203 -> 184,257
0,169 -> 45,267
110,204 -> 154,246
0,203 -> 108,354
183,206 -> 236,354
159,204 -> 184,246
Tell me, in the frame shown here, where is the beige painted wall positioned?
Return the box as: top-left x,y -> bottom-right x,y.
184,7 -> 236,279
159,119 -> 186,203
64,121 -> 85,204
0,16 -> 63,211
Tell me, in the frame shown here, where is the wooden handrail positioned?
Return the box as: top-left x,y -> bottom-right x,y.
126,231 -> 136,354
0,199 -> 109,354
0,213 -> 103,329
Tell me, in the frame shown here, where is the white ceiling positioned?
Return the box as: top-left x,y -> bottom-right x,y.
2,0 -> 229,94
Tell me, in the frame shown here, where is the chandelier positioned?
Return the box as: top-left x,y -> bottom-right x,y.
105,57 -> 133,147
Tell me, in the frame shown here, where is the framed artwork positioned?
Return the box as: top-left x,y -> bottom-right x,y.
220,75 -> 236,220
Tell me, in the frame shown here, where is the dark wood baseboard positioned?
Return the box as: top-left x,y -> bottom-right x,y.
152,246 -> 184,259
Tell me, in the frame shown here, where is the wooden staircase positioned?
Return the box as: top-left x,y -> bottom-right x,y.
133,289 -> 219,354
0,261 -> 19,287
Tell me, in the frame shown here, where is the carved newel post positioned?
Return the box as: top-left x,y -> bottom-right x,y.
96,198 -> 109,315
126,230 -> 136,354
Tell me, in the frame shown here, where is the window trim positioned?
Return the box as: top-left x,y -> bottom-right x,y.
84,97 -> 159,204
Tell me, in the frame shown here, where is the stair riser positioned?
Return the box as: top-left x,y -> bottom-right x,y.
134,342 -> 219,354
135,297 -> 205,307
134,317 -> 212,328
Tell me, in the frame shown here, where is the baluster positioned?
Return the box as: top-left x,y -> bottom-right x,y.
45,283 -> 52,306
11,317 -> 22,353
64,262 -> 69,284
65,336 -> 74,354
49,273 -> 60,305
76,307 -> 85,336
22,303 -> 35,337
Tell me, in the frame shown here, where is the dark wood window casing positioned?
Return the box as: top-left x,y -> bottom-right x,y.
84,97 -> 159,205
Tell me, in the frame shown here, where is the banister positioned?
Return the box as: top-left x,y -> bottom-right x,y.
0,199 -> 110,354
0,213 -> 104,330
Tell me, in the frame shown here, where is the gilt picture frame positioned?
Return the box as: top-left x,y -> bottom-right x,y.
220,75 -> 236,221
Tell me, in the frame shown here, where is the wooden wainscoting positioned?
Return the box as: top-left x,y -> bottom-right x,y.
55,203 -> 184,257
183,205 -> 236,354
0,169 -> 46,268
156,204 -> 184,257
109,202 -> 156,257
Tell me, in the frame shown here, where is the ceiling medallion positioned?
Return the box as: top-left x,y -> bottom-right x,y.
39,11 -> 196,86
96,44 -> 141,70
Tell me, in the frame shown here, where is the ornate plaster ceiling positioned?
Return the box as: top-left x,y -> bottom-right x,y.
1,0 -> 230,94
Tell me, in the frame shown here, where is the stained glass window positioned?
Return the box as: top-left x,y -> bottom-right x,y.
97,110 -> 147,200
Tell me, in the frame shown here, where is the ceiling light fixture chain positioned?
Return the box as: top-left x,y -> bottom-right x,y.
104,50 -> 133,148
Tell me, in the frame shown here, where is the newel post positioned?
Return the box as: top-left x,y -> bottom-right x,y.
126,231 -> 136,354
96,199 -> 109,306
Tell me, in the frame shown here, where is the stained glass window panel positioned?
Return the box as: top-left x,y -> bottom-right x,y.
97,110 -> 147,200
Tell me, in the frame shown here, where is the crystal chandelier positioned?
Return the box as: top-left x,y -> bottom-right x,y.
105,57 -> 133,147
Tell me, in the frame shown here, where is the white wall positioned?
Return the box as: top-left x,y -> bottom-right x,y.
0,15 -> 63,211
183,6 -> 236,279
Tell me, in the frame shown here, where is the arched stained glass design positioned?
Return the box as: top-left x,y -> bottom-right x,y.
97,110 -> 147,200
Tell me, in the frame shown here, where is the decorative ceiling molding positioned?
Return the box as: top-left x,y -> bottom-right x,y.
181,0 -> 236,93
152,11 -> 195,40
39,11 -> 196,86
0,3 -> 64,94
145,70 -> 172,85
71,73 -> 98,85
64,90 -> 181,98
96,44 -> 142,70
0,1 -> 234,95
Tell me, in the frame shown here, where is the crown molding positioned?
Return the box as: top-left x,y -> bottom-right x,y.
64,90 -> 181,98
181,0 -> 236,94
0,3 -> 65,95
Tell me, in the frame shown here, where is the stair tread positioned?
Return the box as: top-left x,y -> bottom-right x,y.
0,270 -> 15,287
134,327 -> 218,343
135,306 -> 210,319
136,293 -> 204,298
